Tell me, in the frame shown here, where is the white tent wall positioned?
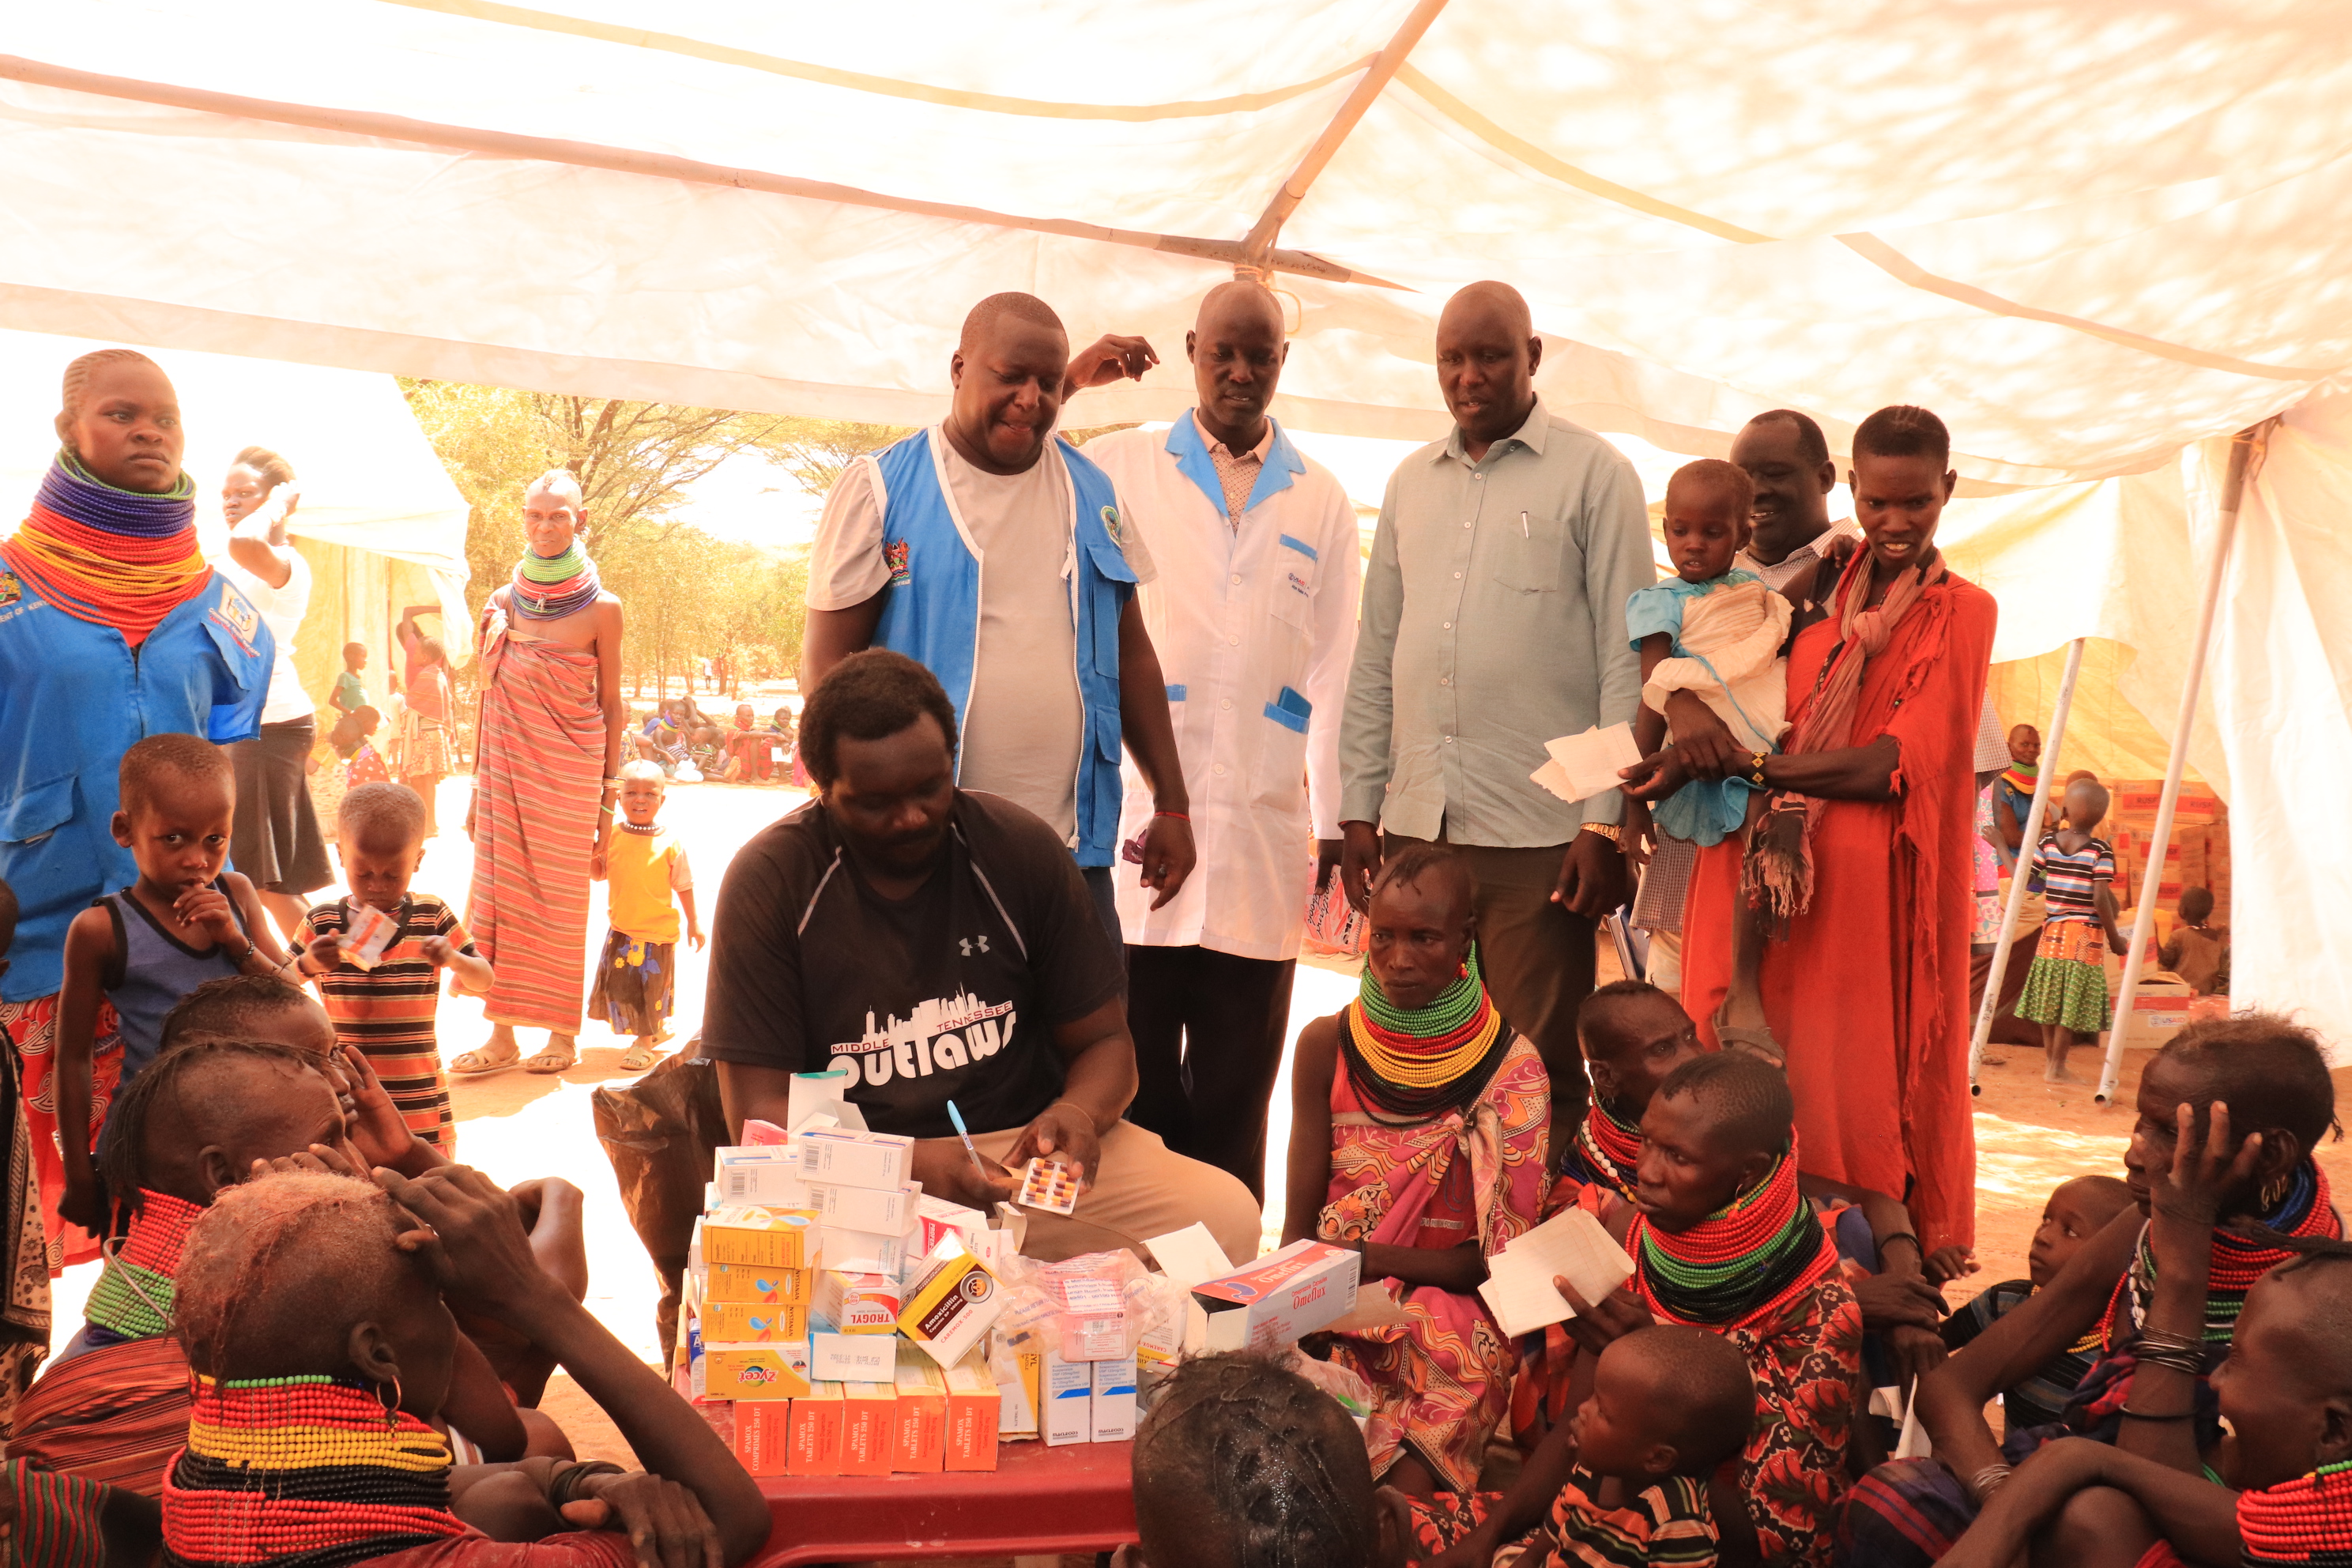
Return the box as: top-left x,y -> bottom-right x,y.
2191,406 -> 2352,1055
7,2 -> 2352,1044
0,330 -> 474,716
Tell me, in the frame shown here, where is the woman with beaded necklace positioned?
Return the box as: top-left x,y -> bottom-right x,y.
1838,1015 -> 2343,1568
1442,1050 -> 1861,1568
165,1164 -> 769,1566
0,349 -> 274,1276
450,470 -> 626,1080
1283,844 -> 1551,1498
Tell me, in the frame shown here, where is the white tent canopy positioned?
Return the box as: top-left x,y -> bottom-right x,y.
5,2 -> 2350,1045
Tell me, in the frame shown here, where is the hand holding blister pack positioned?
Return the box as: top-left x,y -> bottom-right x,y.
1017,1158 -> 1080,1216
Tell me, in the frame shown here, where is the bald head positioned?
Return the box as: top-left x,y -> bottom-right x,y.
1189,281 -> 1290,451
1435,282 -> 1540,454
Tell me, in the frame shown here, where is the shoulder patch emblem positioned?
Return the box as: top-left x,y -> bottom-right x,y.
0,571 -> 20,608
1100,504 -> 1122,546
884,538 -> 912,588
210,581 -> 261,650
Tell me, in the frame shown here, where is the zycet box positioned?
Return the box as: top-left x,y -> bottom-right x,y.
1191,1238 -> 1362,1352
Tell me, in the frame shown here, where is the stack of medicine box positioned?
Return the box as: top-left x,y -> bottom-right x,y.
680,1129 -> 1003,1476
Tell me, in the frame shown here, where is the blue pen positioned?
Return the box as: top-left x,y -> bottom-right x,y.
946,1099 -> 988,1181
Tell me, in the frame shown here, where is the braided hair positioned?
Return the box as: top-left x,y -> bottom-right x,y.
59,348 -> 162,421
1133,1352 -> 1380,1568
99,1037 -> 318,1216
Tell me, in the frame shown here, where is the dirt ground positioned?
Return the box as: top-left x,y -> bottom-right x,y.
46,748 -> 2338,1564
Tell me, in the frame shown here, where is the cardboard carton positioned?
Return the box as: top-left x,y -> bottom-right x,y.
1192,1238 -> 1363,1351
838,1382 -> 898,1476
701,1207 -> 816,1269
806,1181 -> 917,1234
997,1350 -> 1042,1438
891,1345 -> 948,1472
1043,1351 -> 1093,1446
785,1383 -> 842,1475
1090,1355 -> 1138,1443
812,1269 -> 903,1334
694,1299 -> 809,1343
799,1127 -> 915,1191
809,1328 -> 900,1384
898,1241 -> 1004,1369
817,1223 -> 910,1280
731,1399 -> 791,1476
698,1261 -> 811,1306
699,1341 -> 813,1401
943,1351 -> 1001,1471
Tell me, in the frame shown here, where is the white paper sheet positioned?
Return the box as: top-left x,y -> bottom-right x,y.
1532,724 -> 1645,804
1475,1207 -> 1635,1338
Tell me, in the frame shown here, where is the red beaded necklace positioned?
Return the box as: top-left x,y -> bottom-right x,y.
85,1189 -> 205,1340
1630,1146 -> 1836,1329
1575,1103 -> 1644,1200
2100,1162 -> 2339,1351
2239,1458 -> 2352,1563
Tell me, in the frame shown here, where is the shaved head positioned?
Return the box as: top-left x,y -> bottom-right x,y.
1615,1324 -> 1755,1472
525,468 -> 582,508
1657,1050 -> 1795,1159
1197,281 -> 1285,336
960,292 -> 1066,358
1442,280 -> 1533,338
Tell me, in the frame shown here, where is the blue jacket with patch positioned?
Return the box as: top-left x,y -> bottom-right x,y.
0,571 -> 272,999
866,428 -> 1137,868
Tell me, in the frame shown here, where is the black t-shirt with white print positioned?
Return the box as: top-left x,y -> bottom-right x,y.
700,790 -> 1125,1140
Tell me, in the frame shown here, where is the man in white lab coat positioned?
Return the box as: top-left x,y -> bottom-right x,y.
1083,282 -> 1362,1200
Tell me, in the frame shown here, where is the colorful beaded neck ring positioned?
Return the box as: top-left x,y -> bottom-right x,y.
1574,1102 -> 1644,1200
0,450 -> 211,646
2240,1458 -> 2352,1565
2101,1160 -> 2339,1353
1341,944 -> 1512,1119
163,1374 -> 466,1568
509,539 -> 601,621
1630,1144 -> 1835,1329
85,1189 -> 205,1341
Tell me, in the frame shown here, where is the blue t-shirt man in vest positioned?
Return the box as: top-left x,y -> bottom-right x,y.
804,292 -> 1195,937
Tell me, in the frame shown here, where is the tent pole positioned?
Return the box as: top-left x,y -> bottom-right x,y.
1969,637 -> 2083,1093
1236,0 -> 1453,273
2094,426 -> 2261,1105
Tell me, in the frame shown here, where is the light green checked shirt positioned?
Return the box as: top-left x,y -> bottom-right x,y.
1339,399 -> 1653,846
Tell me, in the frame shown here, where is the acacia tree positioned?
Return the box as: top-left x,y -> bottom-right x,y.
401,378 -> 896,697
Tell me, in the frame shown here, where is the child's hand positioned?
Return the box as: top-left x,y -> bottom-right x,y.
1924,1244 -> 1981,1286
175,885 -> 247,950
688,924 -> 706,953
337,1048 -> 427,1170
304,934 -> 342,976
419,934 -> 456,968
1622,795 -> 1656,874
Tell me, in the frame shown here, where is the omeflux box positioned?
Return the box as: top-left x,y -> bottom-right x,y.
1192,1238 -> 1362,1351
700,1207 -> 816,1268
698,1261 -> 811,1306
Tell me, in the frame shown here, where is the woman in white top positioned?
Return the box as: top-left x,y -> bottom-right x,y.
217,445 -> 333,942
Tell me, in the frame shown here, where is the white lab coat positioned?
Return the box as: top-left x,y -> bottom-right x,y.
1086,415 -> 1361,959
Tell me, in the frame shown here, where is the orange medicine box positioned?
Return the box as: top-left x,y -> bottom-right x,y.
699,1261 -> 811,1306
695,1299 -> 809,1342
838,1382 -> 898,1476
731,1399 -> 790,1476
786,1383 -> 842,1475
699,1342 -> 812,1401
892,1346 -> 947,1472
942,1351 -> 1000,1472
701,1207 -> 816,1269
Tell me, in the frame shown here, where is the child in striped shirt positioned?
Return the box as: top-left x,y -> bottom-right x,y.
296,782 -> 493,1150
2016,777 -> 2128,1083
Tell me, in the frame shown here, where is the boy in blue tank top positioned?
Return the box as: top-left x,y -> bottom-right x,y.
53,733 -> 290,1234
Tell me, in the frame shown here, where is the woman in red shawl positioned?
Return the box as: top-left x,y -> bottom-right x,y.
1623,405 -> 1996,1255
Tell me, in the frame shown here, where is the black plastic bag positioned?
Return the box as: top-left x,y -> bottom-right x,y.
590,1043 -> 728,1363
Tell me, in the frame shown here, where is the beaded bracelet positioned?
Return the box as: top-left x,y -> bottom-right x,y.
1153,810 -> 1189,821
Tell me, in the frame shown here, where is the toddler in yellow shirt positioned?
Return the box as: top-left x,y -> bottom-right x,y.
590,760 -> 703,1072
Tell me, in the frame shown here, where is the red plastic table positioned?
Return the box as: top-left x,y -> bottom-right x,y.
747,1439 -> 1136,1565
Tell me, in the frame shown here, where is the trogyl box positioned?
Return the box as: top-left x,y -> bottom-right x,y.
812,1269 -> 902,1334
1193,1238 -> 1362,1352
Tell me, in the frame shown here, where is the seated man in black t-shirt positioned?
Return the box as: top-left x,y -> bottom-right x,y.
703,650 -> 1261,1266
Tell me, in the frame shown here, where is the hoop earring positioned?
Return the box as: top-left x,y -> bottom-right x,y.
378,1377 -> 403,1428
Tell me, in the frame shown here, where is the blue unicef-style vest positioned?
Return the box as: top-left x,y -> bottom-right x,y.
867,428 -> 1138,868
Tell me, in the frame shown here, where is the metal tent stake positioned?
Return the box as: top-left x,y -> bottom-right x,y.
1969,637 -> 2084,1093
2094,427 -> 2260,1105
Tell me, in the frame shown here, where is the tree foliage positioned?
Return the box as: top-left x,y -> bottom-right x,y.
400,378 -> 899,695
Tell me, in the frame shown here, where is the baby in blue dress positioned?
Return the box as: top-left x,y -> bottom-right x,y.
1623,460 -> 1792,854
